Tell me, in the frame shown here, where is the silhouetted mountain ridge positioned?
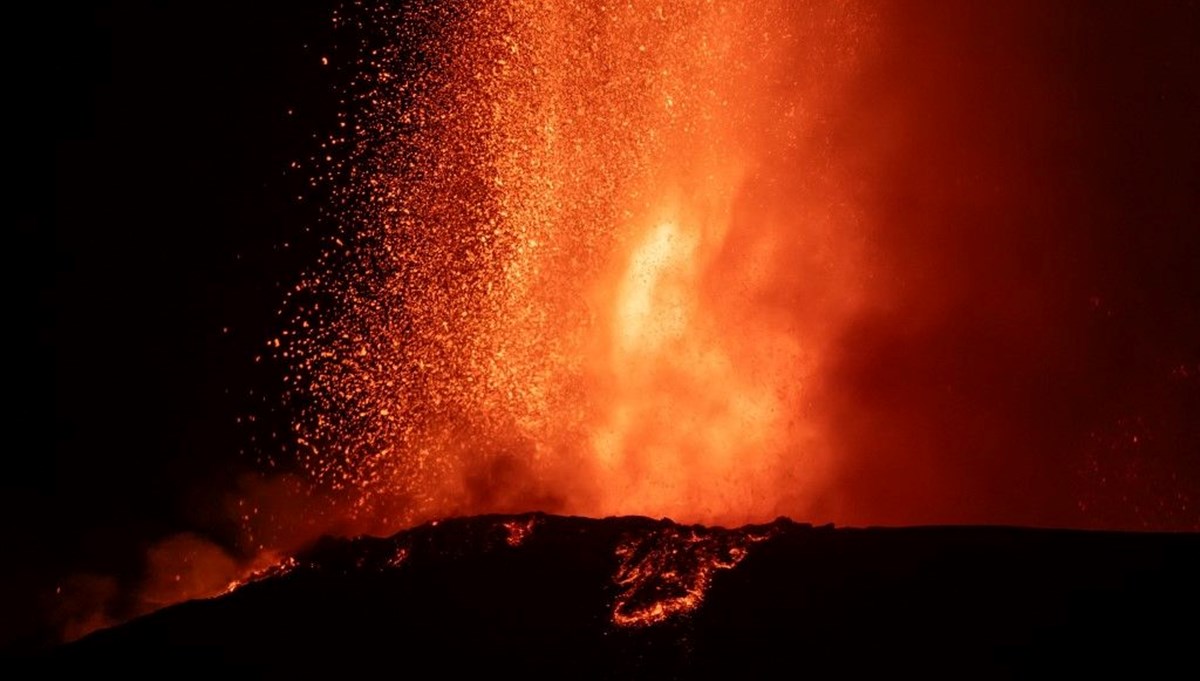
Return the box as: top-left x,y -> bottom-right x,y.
54,514 -> 1200,677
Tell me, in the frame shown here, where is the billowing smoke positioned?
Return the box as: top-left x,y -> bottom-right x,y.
276,0 -> 1198,532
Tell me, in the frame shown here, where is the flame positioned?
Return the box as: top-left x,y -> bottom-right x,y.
283,0 -> 875,532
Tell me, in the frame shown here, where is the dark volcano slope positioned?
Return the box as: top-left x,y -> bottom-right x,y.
53,515 -> 1199,677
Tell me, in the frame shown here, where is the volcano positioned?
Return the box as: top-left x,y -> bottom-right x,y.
53,514 -> 1199,675
28,0 -> 1200,669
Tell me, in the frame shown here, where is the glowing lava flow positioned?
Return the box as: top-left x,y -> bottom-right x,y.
279,0 -> 876,536
611,523 -> 775,627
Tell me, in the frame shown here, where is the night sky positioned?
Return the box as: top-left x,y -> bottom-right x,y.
7,0 -> 1199,652
10,2 -> 335,649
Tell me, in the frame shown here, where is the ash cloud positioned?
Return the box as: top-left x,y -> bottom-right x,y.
809,1 -> 1200,529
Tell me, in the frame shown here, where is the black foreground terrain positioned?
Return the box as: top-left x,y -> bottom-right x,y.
53,514 -> 1200,677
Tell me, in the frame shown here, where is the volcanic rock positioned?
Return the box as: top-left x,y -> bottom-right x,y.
52,514 -> 1200,676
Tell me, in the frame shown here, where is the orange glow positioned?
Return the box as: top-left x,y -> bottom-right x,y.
283,0 -> 877,532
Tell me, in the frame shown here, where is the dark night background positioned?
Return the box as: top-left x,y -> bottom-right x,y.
8,2 -> 336,650
5,0 -> 1199,654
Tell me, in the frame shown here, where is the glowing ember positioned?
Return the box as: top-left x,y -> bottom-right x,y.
503,517 -> 537,547
221,557 -> 301,597
281,0 -> 875,533
387,547 -> 409,568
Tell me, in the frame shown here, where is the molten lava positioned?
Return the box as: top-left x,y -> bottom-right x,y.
612,523 -> 775,627
281,0 -> 876,534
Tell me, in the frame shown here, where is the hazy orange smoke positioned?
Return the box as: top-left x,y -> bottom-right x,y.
277,0 -> 878,531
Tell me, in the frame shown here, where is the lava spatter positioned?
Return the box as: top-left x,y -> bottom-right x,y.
281,0 -> 876,535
